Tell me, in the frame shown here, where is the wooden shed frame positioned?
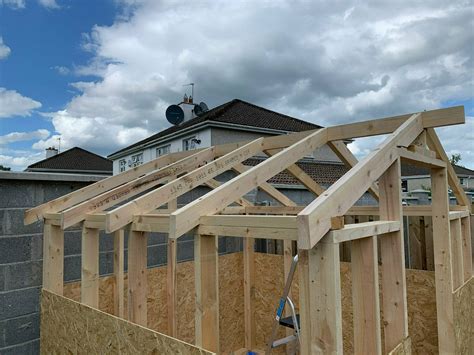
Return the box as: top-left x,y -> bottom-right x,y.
26,106 -> 473,354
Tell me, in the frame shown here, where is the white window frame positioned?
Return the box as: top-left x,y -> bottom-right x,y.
182,136 -> 197,151
119,159 -> 127,172
129,153 -> 143,168
156,144 -> 171,157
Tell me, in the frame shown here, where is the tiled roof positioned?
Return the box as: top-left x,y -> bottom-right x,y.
26,147 -> 112,174
401,163 -> 474,177
109,99 -> 322,157
243,158 -> 348,186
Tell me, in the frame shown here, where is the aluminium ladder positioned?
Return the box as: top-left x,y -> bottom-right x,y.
266,254 -> 300,354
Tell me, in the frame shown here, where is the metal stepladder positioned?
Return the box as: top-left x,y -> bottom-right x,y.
266,254 -> 300,354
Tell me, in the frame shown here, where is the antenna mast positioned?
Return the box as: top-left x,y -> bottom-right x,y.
183,83 -> 194,99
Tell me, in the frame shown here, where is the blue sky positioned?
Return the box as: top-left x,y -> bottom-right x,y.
0,0 -> 117,167
0,0 -> 473,170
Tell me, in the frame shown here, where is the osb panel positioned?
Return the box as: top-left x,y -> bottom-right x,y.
63,253 -> 244,354
453,277 -> 474,354
40,289 -> 213,355
62,252 -> 439,354
388,337 -> 412,355
405,269 -> 437,354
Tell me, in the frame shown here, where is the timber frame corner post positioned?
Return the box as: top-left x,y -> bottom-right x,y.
25,105 -> 470,354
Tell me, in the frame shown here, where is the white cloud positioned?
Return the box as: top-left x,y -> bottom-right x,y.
23,0 -> 473,167
0,88 -> 42,118
0,37 -> 11,59
0,0 -> 25,9
38,0 -> 59,9
0,129 -> 50,145
51,65 -> 70,75
0,152 -> 44,171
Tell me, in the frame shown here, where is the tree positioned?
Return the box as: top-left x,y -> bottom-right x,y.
0,165 -> 11,171
449,153 -> 462,166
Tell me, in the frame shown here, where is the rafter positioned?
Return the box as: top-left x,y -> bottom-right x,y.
105,138 -> 264,232
169,128 -> 328,239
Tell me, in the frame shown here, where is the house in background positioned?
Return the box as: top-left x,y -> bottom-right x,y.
401,164 -> 474,192
107,98 -> 344,175
26,147 -> 113,175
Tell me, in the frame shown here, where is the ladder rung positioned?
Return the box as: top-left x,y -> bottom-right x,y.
272,335 -> 297,348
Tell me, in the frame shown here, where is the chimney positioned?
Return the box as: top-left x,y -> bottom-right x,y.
46,147 -> 58,158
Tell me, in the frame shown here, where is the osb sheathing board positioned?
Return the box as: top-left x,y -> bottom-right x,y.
62,252 -> 439,354
40,289 -> 213,355
63,253 -> 244,354
453,277 -> 474,354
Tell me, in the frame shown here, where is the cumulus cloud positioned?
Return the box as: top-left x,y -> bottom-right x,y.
0,0 -> 25,9
33,0 -> 473,165
0,37 -> 11,59
0,88 -> 42,118
38,0 -> 60,9
0,129 -> 50,145
0,151 -> 44,171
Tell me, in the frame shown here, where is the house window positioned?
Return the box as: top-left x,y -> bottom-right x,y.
156,145 -> 170,157
401,180 -> 408,192
129,153 -> 143,168
459,178 -> 465,185
119,159 -> 127,172
182,136 -> 197,151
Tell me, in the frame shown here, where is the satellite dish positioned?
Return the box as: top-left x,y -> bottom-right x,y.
166,105 -> 184,125
199,102 -> 209,112
194,104 -> 204,116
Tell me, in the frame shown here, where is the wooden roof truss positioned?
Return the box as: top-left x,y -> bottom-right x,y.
27,105 -> 472,354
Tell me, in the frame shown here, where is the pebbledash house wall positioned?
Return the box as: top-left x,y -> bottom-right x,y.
0,169 -> 345,354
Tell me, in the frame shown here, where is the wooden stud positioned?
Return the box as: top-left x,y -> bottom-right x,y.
424,216 -> 435,271
298,238 -> 342,355
195,234 -> 219,353
167,238 -> 177,337
243,237 -> 256,350
430,167 -> 455,353
450,218 -> 464,290
378,158 -> 408,353
128,230 -> 148,326
426,128 -> 471,211
283,239 -> 294,354
460,217 -> 472,282
81,227 -> 100,308
113,229 -> 125,318
351,236 -> 381,355
42,224 -> 64,295
408,216 -> 423,269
